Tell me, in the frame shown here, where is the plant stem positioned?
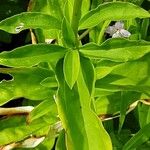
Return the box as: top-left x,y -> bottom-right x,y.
78,29 -> 91,40
30,29 -> 37,44
97,0 -> 116,44
0,106 -> 34,115
71,0 -> 83,46
97,20 -> 110,44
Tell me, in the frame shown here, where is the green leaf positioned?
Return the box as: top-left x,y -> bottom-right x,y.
110,130 -> 132,149
123,123 -> 150,150
79,38 -> 150,62
35,129 -> 56,150
119,91 -> 141,132
95,59 -> 149,84
95,91 -> 122,115
30,0 -> 63,20
138,103 -> 150,128
56,58 -> 112,150
29,0 -> 65,41
56,130 -> 67,150
62,17 -> 76,48
95,59 -> 150,94
111,60 -> 149,84
0,67 -> 54,106
96,66 -> 114,80
40,77 -> 58,88
63,0 -> 73,22
79,2 -> 150,29
0,44 -> 67,67
27,99 -> 57,123
141,18 -> 149,40
79,56 -> 95,95
0,12 -> 61,34
0,116 -> 50,146
81,0 -> 90,17
95,60 -> 120,80
63,0 -> 90,22
63,50 -> 80,89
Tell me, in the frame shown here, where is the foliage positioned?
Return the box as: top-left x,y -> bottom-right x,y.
0,0 -> 150,149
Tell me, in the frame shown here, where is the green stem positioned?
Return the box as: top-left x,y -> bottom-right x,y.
71,0 -> 83,46
97,0 -> 117,44
97,20 -> 110,44
78,29 -> 91,41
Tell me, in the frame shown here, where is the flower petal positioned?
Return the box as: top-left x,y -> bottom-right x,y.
112,31 -> 122,38
114,21 -> 124,30
106,26 -> 116,36
120,29 -> 131,37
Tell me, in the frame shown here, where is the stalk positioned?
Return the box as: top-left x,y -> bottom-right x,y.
97,0 -> 116,44
97,20 -> 110,44
71,0 -> 83,47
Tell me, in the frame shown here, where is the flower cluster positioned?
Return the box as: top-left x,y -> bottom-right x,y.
106,21 -> 131,38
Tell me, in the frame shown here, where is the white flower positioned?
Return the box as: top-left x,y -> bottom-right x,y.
106,21 -> 131,38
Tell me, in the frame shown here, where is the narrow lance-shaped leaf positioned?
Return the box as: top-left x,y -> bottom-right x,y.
0,12 -> 61,34
62,17 -> 76,48
0,116 -> 50,146
119,91 -> 141,132
40,77 -> 58,88
30,0 -> 64,20
79,38 -> 150,62
56,130 -> 67,150
138,104 -> 150,128
111,60 -> 149,83
63,50 -> 80,89
56,58 -> 112,150
27,99 -> 57,123
79,2 -> 150,29
0,44 -> 67,67
123,122 -> 150,150
76,57 -> 112,150
141,18 -> 149,39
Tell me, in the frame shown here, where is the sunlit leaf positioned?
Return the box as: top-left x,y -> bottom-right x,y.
138,103 -> 150,128
141,18 -> 149,40
63,50 -> 80,89
0,12 -> 61,34
30,0 -> 63,20
119,91 -> 141,132
79,38 -> 150,62
79,2 -> 150,29
29,0 -> 64,41
95,92 -> 121,115
123,123 -> 150,150
0,44 -> 67,67
96,66 -> 115,80
62,17 -> 76,48
56,58 -> 112,150
56,130 -> 67,150
0,116 -> 50,146
0,67 -> 55,105
40,77 -> 58,88
27,99 -> 57,123
35,129 -> 56,150
111,60 -> 149,84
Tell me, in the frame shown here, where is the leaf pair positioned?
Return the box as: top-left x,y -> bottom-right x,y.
56,58 -> 112,150
79,38 -> 150,62
63,50 -> 80,89
0,2 -> 149,34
